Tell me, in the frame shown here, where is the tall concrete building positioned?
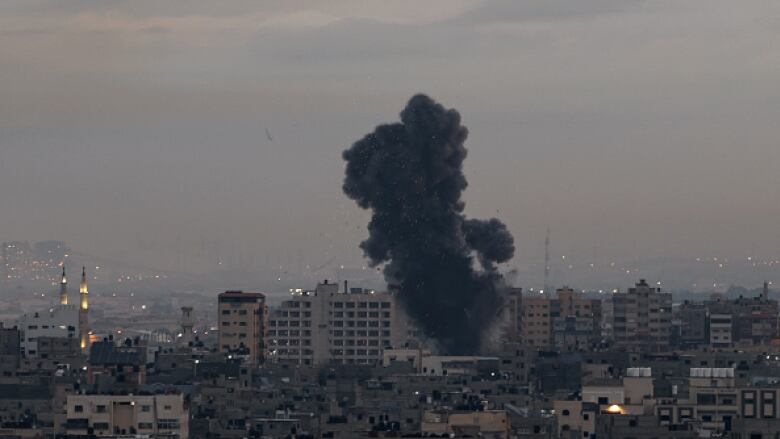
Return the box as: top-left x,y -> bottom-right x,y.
552,287 -> 602,352
496,288 -> 522,343
707,291 -> 778,345
612,279 -> 672,352
519,288 -> 602,351
519,296 -> 553,349
267,280 -> 417,366
217,291 -> 268,365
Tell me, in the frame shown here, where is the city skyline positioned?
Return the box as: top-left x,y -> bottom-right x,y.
3,1 -> 780,282
5,3 -> 780,438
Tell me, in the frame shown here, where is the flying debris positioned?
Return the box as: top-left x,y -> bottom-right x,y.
265,128 -> 273,142
342,94 -> 515,354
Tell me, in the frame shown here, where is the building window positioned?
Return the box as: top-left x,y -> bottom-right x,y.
96,405 -> 107,413
75,405 -> 84,413
697,394 -> 716,405
157,419 -> 180,430
141,405 -> 151,412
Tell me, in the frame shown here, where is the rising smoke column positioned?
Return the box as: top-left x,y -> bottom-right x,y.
342,94 -> 515,354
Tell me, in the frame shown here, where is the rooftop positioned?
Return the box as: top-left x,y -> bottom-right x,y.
218,290 -> 266,301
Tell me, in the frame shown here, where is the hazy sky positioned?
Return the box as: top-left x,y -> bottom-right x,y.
3,0 -> 780,278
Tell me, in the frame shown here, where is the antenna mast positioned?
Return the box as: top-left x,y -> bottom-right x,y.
544,227 -> 550,294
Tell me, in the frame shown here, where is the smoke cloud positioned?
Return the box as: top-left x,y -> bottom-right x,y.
342,94 -> 515,354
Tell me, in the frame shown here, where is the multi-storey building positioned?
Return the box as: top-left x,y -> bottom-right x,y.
677,301 -> 708,347
267,280 -> 416,366
601,296 -> 614,340
16,304 -> 79,358
33,336 -> 82,370
66,393 -> 188,438
496,288 -> 522,343
552,287 -> 602,352
267,281 -> 334,365
519,288 -> 601,351
709,313 -> 733,347
519,296 -> 553,350
707,289 -> 778,346
217,290 -> 268,365
612,279 -> 673,352
0,324 -> 20,376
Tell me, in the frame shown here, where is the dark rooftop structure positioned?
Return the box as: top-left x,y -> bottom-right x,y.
89,340 -> 144,366
0,383 -> 51,400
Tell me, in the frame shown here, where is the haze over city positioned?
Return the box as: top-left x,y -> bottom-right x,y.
3,0 -> 780,292
8,3 -> 780,439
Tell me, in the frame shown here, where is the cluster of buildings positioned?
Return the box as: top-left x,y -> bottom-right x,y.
2,277 -> 780,438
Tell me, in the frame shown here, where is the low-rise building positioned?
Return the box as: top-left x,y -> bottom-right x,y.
421,410 -> 509,439
65,393 -> 188,438
88,339 -> 147,393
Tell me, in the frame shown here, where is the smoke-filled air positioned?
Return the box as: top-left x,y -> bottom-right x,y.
342,94 -> 515,354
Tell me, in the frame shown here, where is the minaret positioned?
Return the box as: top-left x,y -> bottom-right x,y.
79,266 -> 90,352
180,307 -> 194,346
59,266 -> 69,305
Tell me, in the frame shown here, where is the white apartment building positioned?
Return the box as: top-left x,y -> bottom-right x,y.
16,304 -> 79,358
268,280 -> 418,365
66,393 -> 188,438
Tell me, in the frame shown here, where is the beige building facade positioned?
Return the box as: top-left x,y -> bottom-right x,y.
217,290 -> 268,365
66,393 -> 188,438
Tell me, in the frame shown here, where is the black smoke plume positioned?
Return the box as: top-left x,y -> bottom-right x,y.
342,94 -> 515,354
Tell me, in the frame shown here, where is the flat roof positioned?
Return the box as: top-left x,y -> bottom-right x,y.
218,291 -> 266,304
219,291 -> 266,299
